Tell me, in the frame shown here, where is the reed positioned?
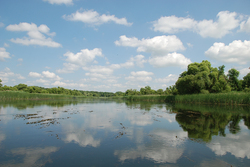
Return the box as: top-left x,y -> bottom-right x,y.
174,92 -> 250,105
0,91 -> 75,100
125,92 -> 250,105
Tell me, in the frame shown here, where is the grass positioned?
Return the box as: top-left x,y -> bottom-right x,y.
174,92 -> 250,105
0,91 -> 77,100
125,92 -> 250,105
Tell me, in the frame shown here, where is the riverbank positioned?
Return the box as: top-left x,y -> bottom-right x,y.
125,92 -> 250,105
0,91 -> 81,100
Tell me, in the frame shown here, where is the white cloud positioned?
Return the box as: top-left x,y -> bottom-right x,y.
197,11 -> 240,38
153,15 -> 196,33
205,40 -> 250,64
29,72 -> 42,78
63,9 -> 132,26
148,52 -> 192,68
83,65 -> 113,75
153,11 -> 241,38
42,71 -> 61,80
131,55 -> 147,68
115,35 -> 185,56
0,47 -> 11,61
64,48 -> 103,66
155,74 -> 178,83
239,17 -> 250,33
43,0 -> 73,5
125,71 -> 154,82
6,22 -> 61,47
0,67 -> 25,83
56,63 -> 80,74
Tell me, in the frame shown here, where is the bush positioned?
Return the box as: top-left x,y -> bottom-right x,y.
201,89 -> 209,94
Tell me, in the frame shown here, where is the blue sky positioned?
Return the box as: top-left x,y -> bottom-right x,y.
0,0 -> 250,92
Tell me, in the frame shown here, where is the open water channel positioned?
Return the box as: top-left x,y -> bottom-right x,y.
0,99 -> 249,166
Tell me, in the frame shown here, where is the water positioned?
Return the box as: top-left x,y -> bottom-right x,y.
0,99 -> 249,166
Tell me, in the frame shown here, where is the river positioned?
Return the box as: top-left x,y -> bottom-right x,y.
0,99 -> 249,166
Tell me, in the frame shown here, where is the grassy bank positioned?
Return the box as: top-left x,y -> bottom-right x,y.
125,92 -> 250,105
0,91 -> 79,100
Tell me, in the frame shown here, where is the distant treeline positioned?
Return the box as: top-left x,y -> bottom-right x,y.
0,82 -> 115,97
0,60 -> 250,97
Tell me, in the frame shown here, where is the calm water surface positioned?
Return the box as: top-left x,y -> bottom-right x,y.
0,99 -> 250,166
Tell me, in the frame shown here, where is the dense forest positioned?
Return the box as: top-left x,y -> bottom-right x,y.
0,60 -> 250,97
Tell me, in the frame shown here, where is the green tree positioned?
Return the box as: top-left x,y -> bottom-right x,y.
176,60 -> 230,94
227,68 -> 240,91
15,83 -> 28,91
243,73 -> 250,89
0,79 -> 2,87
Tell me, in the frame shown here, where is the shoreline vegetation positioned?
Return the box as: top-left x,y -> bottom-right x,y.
0,60 -> 249,104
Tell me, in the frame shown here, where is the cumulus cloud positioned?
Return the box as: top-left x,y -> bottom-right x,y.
153,15 -> 196,33
6,22 -> 61,47
125,71 -> 154,82
153,11 -> 242,38
43,0 -> 73,5
115,35 -> 185,56
29,72 -> 42,78
63,9 -> 132,26
205,40 -> 250,64
64,48 -> 103,66
149,52 -> 192,68
0,47 -> 11,61
42,71 -> 61,80
239,17 -> 250,33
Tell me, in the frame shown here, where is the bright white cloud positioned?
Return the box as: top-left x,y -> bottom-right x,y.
0,47 -> 11,61
239,17 -> 250,33
29,72 -> 42,78
64,48 -> 103,66
153,15 -> 196,33
148,52 -> 192,68
115,35 -> 185,56
197,11 -> 240,38
126,71 -> 154,82
153,11 -> 241,38
6,22 -> 61,47
205,40 -> 250,64
43,0 -> 73,5
63,9 -> 132,26
42,71 -> 61,80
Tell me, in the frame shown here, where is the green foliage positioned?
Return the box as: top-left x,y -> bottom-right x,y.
227,68 -> 241,91
176,60 -> 230,94
0,79 -> 2,87
243,73 -> 250,89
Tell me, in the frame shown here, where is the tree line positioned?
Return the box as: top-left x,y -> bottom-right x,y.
0,60 -> 250,96
124,60 -> 250,95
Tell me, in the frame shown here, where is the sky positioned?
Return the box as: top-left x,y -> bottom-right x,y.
0,0 -> 250,92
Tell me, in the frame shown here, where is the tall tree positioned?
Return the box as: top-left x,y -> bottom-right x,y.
176,60 -> 230,94
227,68 -> 240,91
